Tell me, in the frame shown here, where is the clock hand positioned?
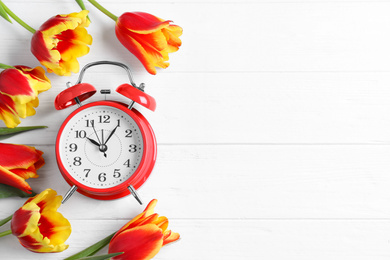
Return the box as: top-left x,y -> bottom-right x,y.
87,134 -> 107,158
91,120 -> 102,144
104,125 -> 118,145
86,137 -> 100,147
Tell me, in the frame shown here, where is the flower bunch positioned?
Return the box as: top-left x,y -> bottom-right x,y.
0,1 -> 182,258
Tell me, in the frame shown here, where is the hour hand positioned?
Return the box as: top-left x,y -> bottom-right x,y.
86,137 -> 100,147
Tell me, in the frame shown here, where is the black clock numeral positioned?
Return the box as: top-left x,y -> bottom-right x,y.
123,159 -> 131,168
84,169 -> 91,178
117,119 -> 121,127
113,169 -> 121,178
69,143 -> 77,152
75,130 -> 86,138
129,144 -> 137,153
73,157 -> 82,166
85,119 -> 94,127
125,129 -> 133,137
98,172 -> 106,182
98,115 -> 110,123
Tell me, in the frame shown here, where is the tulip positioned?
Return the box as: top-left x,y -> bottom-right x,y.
108,199 -> 180,260
0,64 -> 51,128
116,12 -> 183,75
10,188 -> 71,252
65,199 -> 179,260
81,0 -> 182,75
0,2 -> 92,76
31,10 -> 93,76
0,143 -> 44,194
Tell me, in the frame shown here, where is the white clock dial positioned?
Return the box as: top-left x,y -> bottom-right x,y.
58,105 -> 144,189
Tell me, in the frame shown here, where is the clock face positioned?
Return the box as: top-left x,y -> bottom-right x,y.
58,104 -> 144,189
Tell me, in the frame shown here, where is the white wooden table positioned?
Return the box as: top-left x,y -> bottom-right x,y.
1,0 -> 390,259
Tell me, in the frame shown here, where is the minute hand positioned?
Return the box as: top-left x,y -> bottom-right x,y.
104,126 -> 118,145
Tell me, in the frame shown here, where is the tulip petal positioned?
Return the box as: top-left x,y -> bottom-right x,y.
117,12 -> 171,34
154,216 -> 168,231
163,231 -> 180,246
0,93 -> 20,128
0,142 -> 43,194
39,210 -> 71,246
162,25 -> 183,52
109,224 -> 163,260
11,202 -> 40,237
115,26 -> 158,75
128,30 -> 168,52
0,166 -> 32,193
0,143 -> 43,169
0,69 -> 34,96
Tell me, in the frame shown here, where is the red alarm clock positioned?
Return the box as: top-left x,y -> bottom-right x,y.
54,61 -> 157,204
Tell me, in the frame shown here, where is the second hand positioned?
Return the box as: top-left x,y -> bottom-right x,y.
91,120 -> 107,157
92,120 -> 102,144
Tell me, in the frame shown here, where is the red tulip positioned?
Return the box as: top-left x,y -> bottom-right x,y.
0,143 -> 44,193
108,199 -> 180,260
79,0 -> 182,75
11,188 -> 71,252
115,12 -> 183,75
0,1 -> 92,77
0,65 -> 51,128
31,10 -> 92,76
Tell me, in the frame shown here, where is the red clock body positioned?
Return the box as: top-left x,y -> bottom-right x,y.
55,100 -> 157,200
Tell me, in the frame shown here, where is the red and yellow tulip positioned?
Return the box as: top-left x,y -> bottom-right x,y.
31,10 -> 92,76
108,199 -> 180,260
115,12 -> 183,75
0,65 -> 51,128
10,188 -> 71,253
78,0 -> 182,75
0,143 -> 44,194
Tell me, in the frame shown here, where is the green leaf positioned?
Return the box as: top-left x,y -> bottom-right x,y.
0,126 -> 47,140
0,214 -> 12,227
0,184 -> 36,199
77,252 -> 124,260
0,1 -> 12,23
64,232 -> 116,260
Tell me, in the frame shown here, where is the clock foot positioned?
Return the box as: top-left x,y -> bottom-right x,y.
128,185 -> 143,205
62,185 -> 78,204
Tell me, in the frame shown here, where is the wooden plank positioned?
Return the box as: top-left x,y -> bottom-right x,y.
0,219 -> 389,260
2,144 -> 389,219
1,72 -> 390,144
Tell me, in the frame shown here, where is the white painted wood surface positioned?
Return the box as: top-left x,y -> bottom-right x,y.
1,0 -> 390,259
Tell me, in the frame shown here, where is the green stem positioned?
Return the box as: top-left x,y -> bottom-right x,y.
87,0 -> 118,21
0,1 -> 35,33
0,63 -> 15,69
0,215 -> 12,227
0,230 -> 12,238
64,232 -> 116,260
